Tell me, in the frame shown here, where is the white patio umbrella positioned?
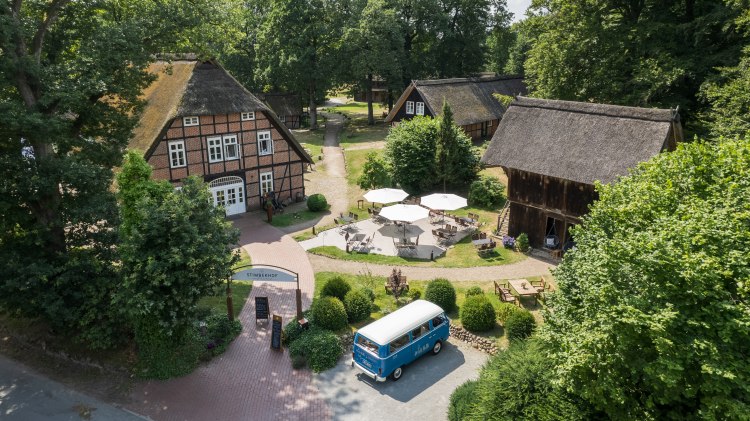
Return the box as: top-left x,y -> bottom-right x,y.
420,193 -> 468,211
363,188 -> 409,204
378,204 -> 429,223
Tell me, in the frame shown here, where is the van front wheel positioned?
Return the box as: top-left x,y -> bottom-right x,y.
432,340 -> 442,355
391,366 -> 403,381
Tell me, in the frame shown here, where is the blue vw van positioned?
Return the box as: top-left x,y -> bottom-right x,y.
352,300 -> 450,381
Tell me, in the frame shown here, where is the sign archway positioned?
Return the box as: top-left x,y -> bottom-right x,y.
228,264 -> 302,321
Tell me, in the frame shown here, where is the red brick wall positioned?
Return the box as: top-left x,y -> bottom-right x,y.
146,111 -> 307,211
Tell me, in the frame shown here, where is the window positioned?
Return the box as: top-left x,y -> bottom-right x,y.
279,115 -> 286,123
257,130 -> 273,155
168,141 -> 186,168
183,116 -> 199,126
389,334 -> 410,354
416,102 -> 425,116
260,172 -> 273,195
431,316 -> 445,329
223,135 -> 238,160
411,322 -> 431,340
241,111 -> 255,121
207,136 -> 223,163
405,101 -> 414,115
356,336 -> 379,355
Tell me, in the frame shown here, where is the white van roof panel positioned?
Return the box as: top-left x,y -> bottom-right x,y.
357,300 -> 445,345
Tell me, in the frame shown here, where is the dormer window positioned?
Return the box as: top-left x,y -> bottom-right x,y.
406,101 -> 414,115
183,116 -> 199,126
241,112 -> 255,121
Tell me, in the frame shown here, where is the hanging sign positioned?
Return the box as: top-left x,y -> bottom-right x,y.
232,267 -> 296,283
271,315 -> 283,350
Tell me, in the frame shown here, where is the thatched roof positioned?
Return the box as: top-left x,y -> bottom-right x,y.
129,60 -> 311,163
481,97 -> 681,185
261,93 -> 302,117
386,75 -> 527,125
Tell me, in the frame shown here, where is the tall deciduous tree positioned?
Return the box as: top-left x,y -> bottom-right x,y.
431,0 -> 496,77
544,138 -> 750,419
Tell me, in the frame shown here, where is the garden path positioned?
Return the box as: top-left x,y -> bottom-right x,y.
127,214 -> 330,421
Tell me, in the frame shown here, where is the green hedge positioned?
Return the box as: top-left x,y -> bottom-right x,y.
448,380 -> 479,421
506,309 -> 536,341
425,278 -> 457,312
320,276 -> 351,301
307,193 -> 328,211
465,286 -> 484,297
311,296 -> 348,331
344,289 -> 372,323
496,303 -> 522,325
289,328 -> 343,372
460,295 -> 496,332
468,175 -> 506,208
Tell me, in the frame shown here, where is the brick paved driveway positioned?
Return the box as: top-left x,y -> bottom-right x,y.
127,213 -> 330,421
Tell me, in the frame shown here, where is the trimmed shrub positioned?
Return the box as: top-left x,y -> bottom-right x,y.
320,276 -> 351,301
134,320 -> 204,379
505,309 -> 536,341
288,328 -> 343,372
307,193 -> 328,211
361,287 -> 376,302
310,296 -> 348,331
344,289 -> 372,323
516,233 -> 530,252
425,278 -> 457,312
468,175 -> 506,208
460,295 -> 496,332
408,287 -> 422,301
204,313 -> 242,355
496,303 -> 522,325
448,379 -> 479,421
283,318 -> 305,346
465,286 -> 484,297
291,354 -> 307,369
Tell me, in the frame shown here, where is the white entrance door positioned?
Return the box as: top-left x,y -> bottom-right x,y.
209,176 -> 245,216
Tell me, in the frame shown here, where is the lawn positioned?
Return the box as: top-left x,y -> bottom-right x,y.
314,272 -> 546,347
325,101 -> 388,121
292,128 -> 325,160
270,208 -> 329,227
340,122 -> 390,149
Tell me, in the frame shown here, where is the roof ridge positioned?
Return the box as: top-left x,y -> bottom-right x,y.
415,74 -> 523,86
513,97 -> 677,123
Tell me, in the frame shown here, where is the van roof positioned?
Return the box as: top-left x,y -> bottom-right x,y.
357,300 -> 444,345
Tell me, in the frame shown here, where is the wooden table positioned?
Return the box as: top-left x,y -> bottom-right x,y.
472,238 -> 492,247
508,279 -> 539,305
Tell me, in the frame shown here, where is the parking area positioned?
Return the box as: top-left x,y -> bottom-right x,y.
313,340 -> 488,421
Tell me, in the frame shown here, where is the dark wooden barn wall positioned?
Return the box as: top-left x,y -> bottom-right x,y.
390,89 -> 433,123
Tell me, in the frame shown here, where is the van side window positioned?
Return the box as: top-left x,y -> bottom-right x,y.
412,322 -> 430,340
431,316 -> 445,329
389,334 -> 410,354
357,335 -> 379,354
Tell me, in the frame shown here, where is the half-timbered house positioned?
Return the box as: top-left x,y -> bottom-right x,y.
260,93 -> 303,129
385,75 -> 526,140
481,97 -> 683,251
129,59 -> 313,216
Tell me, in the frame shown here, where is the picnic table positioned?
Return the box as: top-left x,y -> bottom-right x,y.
471,238 -> 492,246
508,279 -> 539,305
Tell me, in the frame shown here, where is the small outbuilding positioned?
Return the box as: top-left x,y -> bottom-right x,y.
259,93 -> 303,129
385,75 -> 527,140
481,97 -> 683,251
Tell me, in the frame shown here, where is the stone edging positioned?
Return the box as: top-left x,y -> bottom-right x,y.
449,324 -> 499,355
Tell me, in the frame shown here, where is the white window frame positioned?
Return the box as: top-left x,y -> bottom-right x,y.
405,101 -> 414,115
223,134 -> 239,160
168,141 -> 186,168
257,130 -> 273,156
207,136 -> 223,163
241,111 -> 255,121
279,115 -> 286,123
416,102 -> 425,116
260,171 -> 273,195
183,116 -> 199,127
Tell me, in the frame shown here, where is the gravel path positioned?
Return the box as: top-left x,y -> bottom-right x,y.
308,253 -> 555,281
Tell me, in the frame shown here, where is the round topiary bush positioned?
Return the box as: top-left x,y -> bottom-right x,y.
408,287 -> 422,301
505,309 -> 536,341
310,296 -> 348,331
448,379 -> 479,421
320,276 -> 351,301
460,295 -> 496,332
307,193 -> 328,211
425,278 -> 457,312
344,289 -> 372,323
468,175 -> 506,208
465,286 -> 484,297
496,303 -> 522,325
516,233 -> 530,253
288,328 -> 343,372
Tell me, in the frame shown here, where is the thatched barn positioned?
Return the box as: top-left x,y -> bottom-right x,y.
385,75 -> 526,140
481,97 -> 683,251
260,93 -> 303,129
129,59 -> 313,216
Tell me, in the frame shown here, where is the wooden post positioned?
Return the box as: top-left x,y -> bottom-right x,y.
226,277 -> 234,321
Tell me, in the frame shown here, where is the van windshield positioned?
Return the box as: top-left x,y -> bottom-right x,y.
356,335 -> 380,355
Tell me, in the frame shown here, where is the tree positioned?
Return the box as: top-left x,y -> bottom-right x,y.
486,1 -> 515,75
357,151 -> 392,189
384,116 -> 438,194
119,171 -> 239,337
431,0 -> 496,78
543,138 -> 750,419
435,101 -> 480,191
386,0 -> 443,86
700,47 -> 750,139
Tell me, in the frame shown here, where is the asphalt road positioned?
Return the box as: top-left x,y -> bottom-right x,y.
314,339 -> 488,421
0,354 -> 147,421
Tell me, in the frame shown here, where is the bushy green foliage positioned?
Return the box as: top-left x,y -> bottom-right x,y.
291,354 -> 307,369
544,138 -> 750,419
468,176 -> 506,208
505,310 -> 535,341
700,46 -> 750,139
357,152 -> 392,189
307,193 -> 328,211
283,318 -> 305,346
134,320 -> 204,379
204,312 -> 242,356
310,297 -> 348,331
408,287 -> 422,301
448,380 -> 479,421
320,276 -> 351,301
516,233 -> 530,252
424,278 -> 457,312
466,339 -> 594,420
435,101 -> 481,190
385,117 -> 438,194
361,287 -> 376,302
288,328 -> 343,372
344,289 -> 372,323
460,295 -> 496,332
465,286 -> 484,297
496,303 -> 522,325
